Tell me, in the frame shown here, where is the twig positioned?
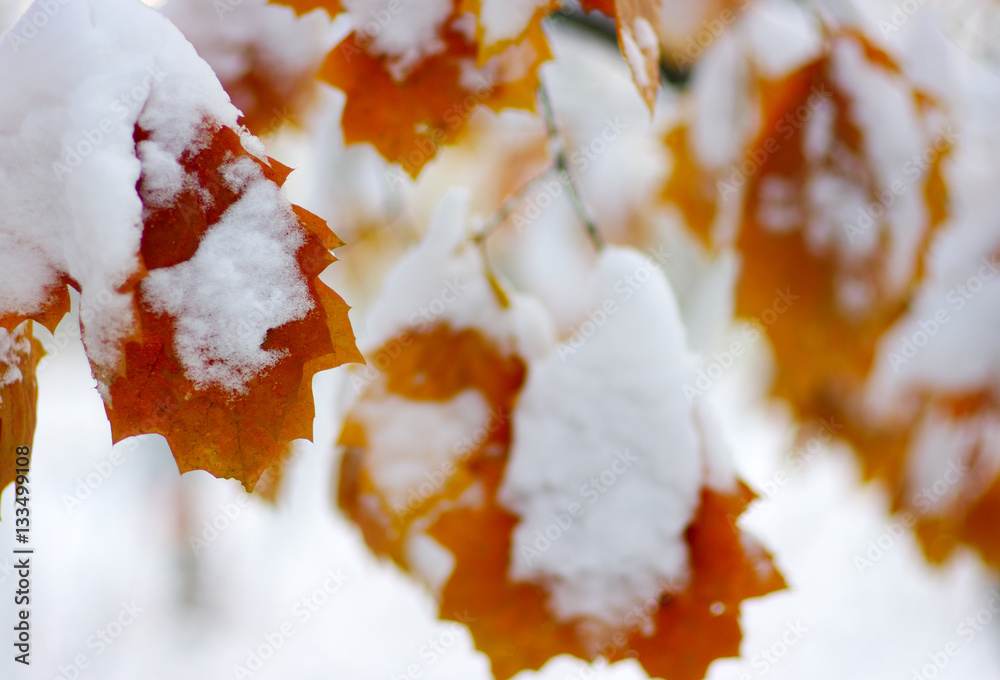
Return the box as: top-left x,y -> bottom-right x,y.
473,167 -> 558,243
537,83 -> 604,251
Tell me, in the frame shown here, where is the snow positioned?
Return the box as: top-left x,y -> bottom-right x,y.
499,246 -> 703,629
364,189 -> 555,360
341,0 -> 453,80
0,0 -> 257,394
9,2 -> 1000,680
829,34 -> 932,297
347,389 -> 491,512
161,0 -> 333,129
478,0 -> 548,48
162,0 -> 330,86
620,25 -> 650,88
141,163 -> 313,393
0,325 -> 31,390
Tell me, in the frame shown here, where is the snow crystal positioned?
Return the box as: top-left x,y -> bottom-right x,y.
499,246 -> 703,629
141,167 -> 312,393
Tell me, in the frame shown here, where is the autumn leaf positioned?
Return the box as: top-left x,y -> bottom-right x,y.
318,1 -> 550,175
613,0 -> 662,111
100,121 -> 361,491
661,122 -> 719,245
0,323 -> 44,519
733,32 -> 949,422
338,319 -> 784,680
580,0 -> 662,110
337,209 -> 783,680
272,0 -> 343,16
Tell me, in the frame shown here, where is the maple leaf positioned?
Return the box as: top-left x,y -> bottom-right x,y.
337,206 -> 783,680
0,0 -> 363,494
661,29 -> 949,436
338,321 -> 784,680
271,0 -> 343,17
660,123 -> 719,244
657,28 -> 973,569
0,324 -> 44,519
102,121 -> 362,490
580,0 -> 662,111
318,0 -> 550,176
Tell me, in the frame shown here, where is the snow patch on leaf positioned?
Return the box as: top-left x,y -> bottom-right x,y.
499,246 -> 702,627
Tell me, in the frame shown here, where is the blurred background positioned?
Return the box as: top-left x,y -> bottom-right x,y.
5,0 -> 1000,678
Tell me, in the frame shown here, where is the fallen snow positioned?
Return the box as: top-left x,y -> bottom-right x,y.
141,162 -> 313,393
478,0 -> 548,49
0,0 -> 257,392
0,325 -> 31,390
341,0 -> 453,80
499,246 -> 703,629
364,189 -> 555,360
348,389 -> 491,512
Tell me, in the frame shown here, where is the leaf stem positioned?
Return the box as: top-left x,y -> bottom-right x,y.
537,82 -> 604,251
473,167 -> 558,243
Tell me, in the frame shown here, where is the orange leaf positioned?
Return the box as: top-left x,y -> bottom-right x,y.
319,2 -> 550,175
581,0 -> 661,110
103,121 -> 362,491
270,0 -> 343,16
661,123 -> 719,244
0,323 -> 44,519
614,0 -> 662,111
338,322 -> 783,680
732,33 -> 948,422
